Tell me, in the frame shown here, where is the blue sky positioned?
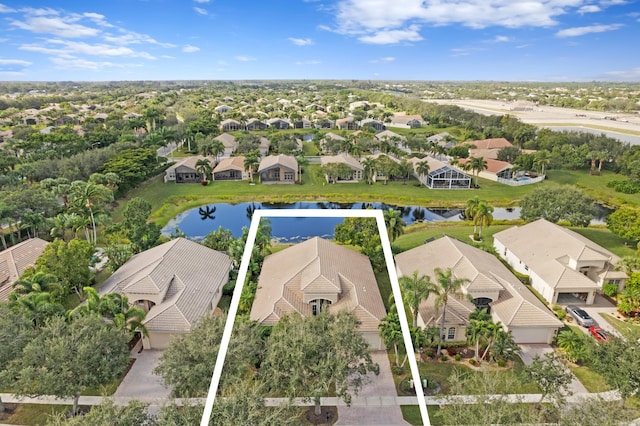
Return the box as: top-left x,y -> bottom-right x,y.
0,0 -> 638,82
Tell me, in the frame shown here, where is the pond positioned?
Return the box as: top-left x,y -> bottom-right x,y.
161,201 -> 523,243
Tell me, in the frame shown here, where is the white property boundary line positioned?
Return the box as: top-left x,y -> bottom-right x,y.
200,209 -> 429,426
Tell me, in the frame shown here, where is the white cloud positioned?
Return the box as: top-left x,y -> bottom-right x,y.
369,56 -> 395,63
235,55 -> 256,61
556,23 -> 622,37
104,30 -> 175,47
358,25 -> 422,44
492,35 -> 512,42
0,4 -> 16,13
578,5 -> 601,13
182,44 -> 200,53
450,47 -> 485,57
49,56 -> 140,70
295,59 -> 321,65
0,58 -> 31,72
21,39 -> 156,59
10,15 -> 100,38
516,43 -> 532,48
194,0 -> 211,3
0,59 -> 31,66
600,67 -> 640,81
328,0 -> 627,43
288,37 -> 313,46
194,7 -> 208,15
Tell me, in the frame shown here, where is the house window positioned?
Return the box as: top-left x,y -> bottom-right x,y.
284,172 -> 294,180
310,299 -> 332,316
608,279 -> 621,285
524,265 -> 529,271
447,327 -> 456,340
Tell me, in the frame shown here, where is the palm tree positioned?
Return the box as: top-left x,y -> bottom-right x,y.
416,161 -> 430,187
473,201 -> 494,239
361,157 -> 376,185
466,318 -> 488,362
211,140 -> 225,164
470,156 -> 487,187
434,267 -> 471,356
534,149 -> 551,176
490,329 -> 521,361
11,291 -> 64,329
398,159 -> 413,185
12,270 -> 62,297
384,208 -> 405,242
244,150 -> 260,183
195,158 -> 212,183
68,181 -> 113,245
481,321 -> 503,361
126,116 -> 147,135
379,311 -> 407,368
464,196 -> 481,233
399,270 -> 437,328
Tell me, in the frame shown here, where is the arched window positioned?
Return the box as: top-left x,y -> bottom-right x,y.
310,299 -> 332,316
473,297 -> 492,313
447,327 -> 456,340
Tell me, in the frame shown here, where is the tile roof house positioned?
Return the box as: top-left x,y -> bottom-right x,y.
387,114 -> 425,129
100,238 -> 232,349
214,133 -> 238,157
220,118 -> 242,132
494,219 -> 628,305
164,156 -> 215,183
257,154 -> 298,184
250,237 -> 387,350
457,157 -> 513,181
319,153 -> 364,182
395,236 -> 563,344
0,238 -> 49,302
336,116 -> 359,130
463,138 -> 513,151
212,156 -> 248,181
246,118 -> 267,131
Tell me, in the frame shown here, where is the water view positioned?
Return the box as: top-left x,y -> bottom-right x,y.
162,201 -> 522,243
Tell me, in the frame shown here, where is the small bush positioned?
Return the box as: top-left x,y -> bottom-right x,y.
469,359 -> 476,366
603,283 -> 619,297
447,348 -> 457,356
497,359 -> 506,367
455,354 -> 461,361
440,355 -> 448,362
391,365 -> 404,375
552,304 -> 567,320
425,349 -> 434,358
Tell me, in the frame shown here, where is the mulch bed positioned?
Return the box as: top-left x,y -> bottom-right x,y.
0,403 -> 17,421
305,406 -> 337,425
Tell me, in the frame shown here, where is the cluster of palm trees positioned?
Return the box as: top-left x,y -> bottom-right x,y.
397,267 -> 519,362
464,197 -> 494,239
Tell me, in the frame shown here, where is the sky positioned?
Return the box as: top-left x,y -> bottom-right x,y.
0,0 -> 638,82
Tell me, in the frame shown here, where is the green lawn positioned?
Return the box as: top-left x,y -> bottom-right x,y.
599,312 -> 640,339
569,226 -> 638,258
568,365 -> 612,393
3,404 -> 73,425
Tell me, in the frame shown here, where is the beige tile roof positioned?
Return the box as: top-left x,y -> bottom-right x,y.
214,133 -> 237,149
395,236 -> 561,329
100,238 -> 231,333
166,156 -> 215,173
320,153 -> 363,171
257,154 -> 298,173
375,130 -> 406,141
462,138 -> 513,150
251,237 -> 386,332
213,156 -> 246,173
494,219 -> 617,290
322,132 -> 346,141
0,238 -> 49,302
457,157 -> 512,174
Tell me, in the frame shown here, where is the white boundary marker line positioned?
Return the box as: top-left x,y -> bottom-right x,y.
200,209 -> 430,426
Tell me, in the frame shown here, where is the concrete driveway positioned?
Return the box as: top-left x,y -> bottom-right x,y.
335,351 -> 412,426
578,294 -> 620,338
519,344 -> 587,394
114,350 -> 172,401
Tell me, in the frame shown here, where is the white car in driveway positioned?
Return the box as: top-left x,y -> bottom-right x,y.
565,305 -> 596,327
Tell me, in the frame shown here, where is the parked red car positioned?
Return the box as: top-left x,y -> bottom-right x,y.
588,326 -> 611,341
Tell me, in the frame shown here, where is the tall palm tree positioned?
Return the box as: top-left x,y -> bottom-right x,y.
69,181 -> 113,245
379,311 -> 407,368
400,270 -> 437,328
473,201 -> 494,239
11,291 -> 64,329
211,140 -> 225,164
384,208 -> 406,242
470,156 -> 487,187
416,161 -> 430,187
464,196 -> 481,233
244,150 -> 260,183
534,149 -> 551,176
361,157 -> 376,185
434,267 -> 471,356
195,158 -> 212,183
466,318 -> 488,362
481,321 -> 503,361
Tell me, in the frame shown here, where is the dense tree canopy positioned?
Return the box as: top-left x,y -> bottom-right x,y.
520,184 -> 594,226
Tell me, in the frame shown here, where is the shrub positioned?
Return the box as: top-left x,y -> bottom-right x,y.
391,365 -> 404,375
455,354 -> 461,361
447,347 -> 457,356
552,304 -> 567,320
497,359 -> 506,367
469,359 -> 476,366
440,355 -> 448,362
603,282 -> 619,297
425,349 -> 434,358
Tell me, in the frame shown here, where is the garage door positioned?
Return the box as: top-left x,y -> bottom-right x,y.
509,327 -> 554,344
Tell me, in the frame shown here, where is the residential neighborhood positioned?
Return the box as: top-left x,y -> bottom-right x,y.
0,78 -> 640,426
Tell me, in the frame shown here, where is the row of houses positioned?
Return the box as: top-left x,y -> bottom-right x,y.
1,218 -> 627,351
219,114 -> 424,132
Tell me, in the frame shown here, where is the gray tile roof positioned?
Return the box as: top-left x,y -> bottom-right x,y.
100,238 -> 231,333
320,153 -> 363,171
250,237 -> 386,332
257,154 -> 298,173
